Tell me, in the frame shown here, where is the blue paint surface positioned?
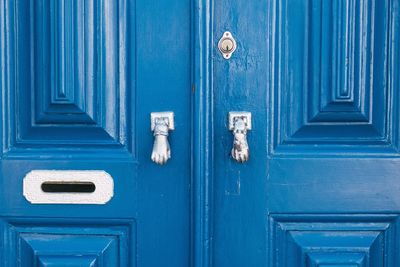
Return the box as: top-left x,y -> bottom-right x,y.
1,0 -> 400,266
0,0 -> 191,266
212,0 -> 400,266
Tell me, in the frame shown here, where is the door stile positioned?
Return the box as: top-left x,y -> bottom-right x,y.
192,0 -> 214,266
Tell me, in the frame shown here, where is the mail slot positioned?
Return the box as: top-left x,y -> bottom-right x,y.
23,170 -> 114,204
41,181 -> 96,193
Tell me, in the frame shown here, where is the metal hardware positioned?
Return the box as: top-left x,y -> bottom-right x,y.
229,112 -> 251,163
23,170 -> 114,204
151,112 -> 174,165
218,31 -> 237,59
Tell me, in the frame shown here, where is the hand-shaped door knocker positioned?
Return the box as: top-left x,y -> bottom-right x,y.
151,112 -> 174,165
229,112 -> 252,163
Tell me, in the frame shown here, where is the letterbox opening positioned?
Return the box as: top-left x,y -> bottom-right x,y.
41,181 -> 96,193
23,170 -> 114,204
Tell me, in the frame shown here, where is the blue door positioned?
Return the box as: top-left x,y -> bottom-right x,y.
0,0 -> 191,266
2,0 -> 400,267
212,0 -> 400,266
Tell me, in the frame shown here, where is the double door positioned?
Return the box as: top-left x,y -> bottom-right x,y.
1,0 -> 399,266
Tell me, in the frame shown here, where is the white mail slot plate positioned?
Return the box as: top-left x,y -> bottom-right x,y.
23,170 -> 114,204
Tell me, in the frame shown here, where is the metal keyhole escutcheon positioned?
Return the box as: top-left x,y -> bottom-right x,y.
218,31 -> 237,59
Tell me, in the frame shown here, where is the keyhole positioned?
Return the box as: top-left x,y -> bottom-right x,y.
221,38 -> 234,52
218,31 -> 237,59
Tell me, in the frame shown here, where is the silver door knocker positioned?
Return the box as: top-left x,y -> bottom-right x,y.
229,112 -> 251,163
151,112 -> 174,165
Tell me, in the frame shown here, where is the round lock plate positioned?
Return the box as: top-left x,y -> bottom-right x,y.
218,31 -> 237,59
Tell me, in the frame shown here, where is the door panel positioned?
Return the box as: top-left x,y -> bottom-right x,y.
136,0 -> 192,265
213,1 -> 269,266
269,214 -> 398,266
2,218 -> 134,267
213,0 -> 400,266
0,0 -> 191,266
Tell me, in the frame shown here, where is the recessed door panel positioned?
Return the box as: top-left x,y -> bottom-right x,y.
2,218 -> 134,267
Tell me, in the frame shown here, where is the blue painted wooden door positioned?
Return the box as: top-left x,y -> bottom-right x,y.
0,0 -> 191,266
213,0 -> 400,266
2,0 -> 400,266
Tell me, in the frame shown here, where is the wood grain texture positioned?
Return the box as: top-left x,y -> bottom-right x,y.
1,0 -> 133,158
0,0 -> 192,266
213,0 -> 400,266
